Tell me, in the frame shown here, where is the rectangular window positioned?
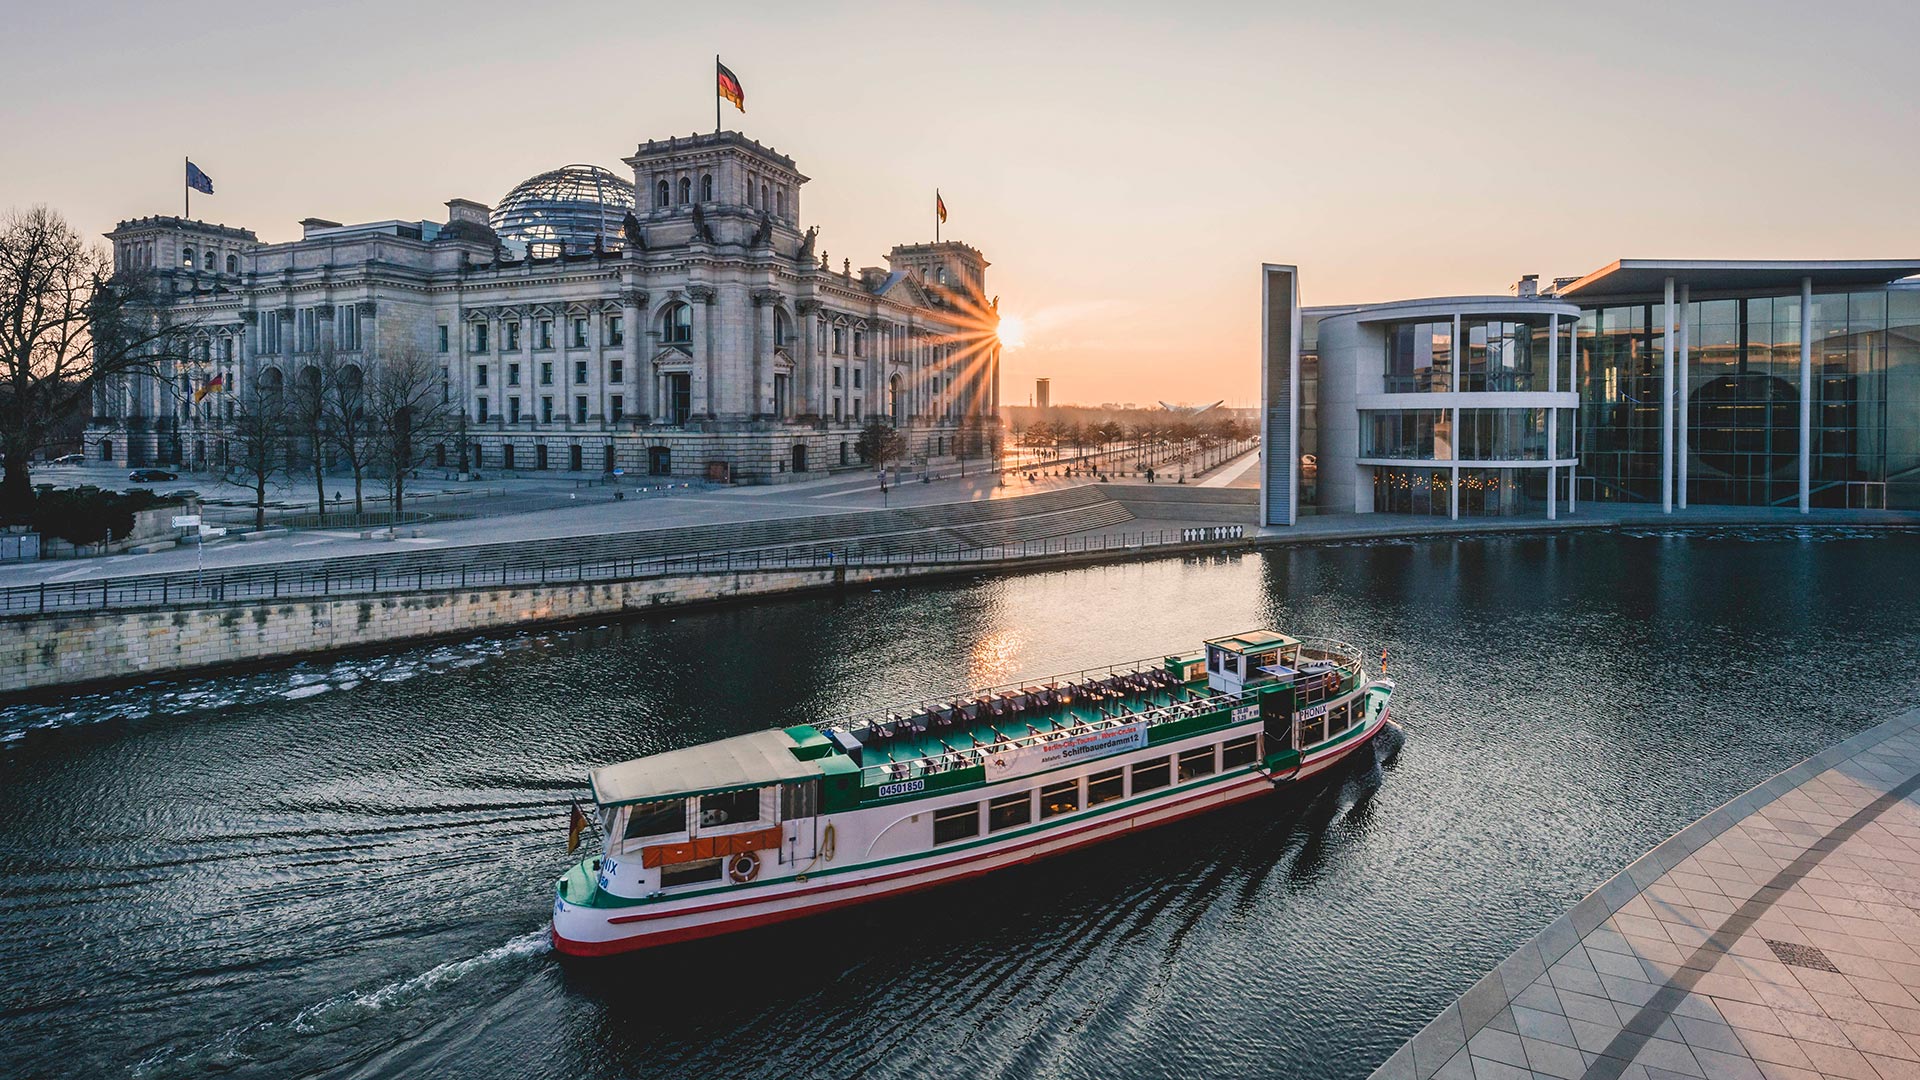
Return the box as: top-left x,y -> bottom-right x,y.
1299,713 -> 1326,746
541,396 -> 553,423
832,397 -> 842,422
508,363 -> 520,386
699,788 -> 760,826
832,367 -> 842,388
853,330 -> 864,357
933,803 -> 979,844
624,799 -> 684,838
988,791 -> 1031,832
509,398 -> 522,423
659,859 -> 723,888
575,396 -> 588,423
574,360 -> 588,385
504,321 -> 520,351
1326,702 -> 1352,738
610,359 -> 624,384
1177,746 -> 1216,782
474,324 -> 489,352
1131,758 -> 1171,794
607,316 -> 624,346
476,364 -> 489,387
1222,735 -> 1260,769
852,400 -> 861,421
536,320 -> 552,350
476,398 -> 488,423
610,395 -> 624,423
1039,779 -> 1080,819
1087,768 -> 1125,807
540,361 -> 553,386
437,325 -> 449,353
572,318 -> 588,348
853,368 -> 862,389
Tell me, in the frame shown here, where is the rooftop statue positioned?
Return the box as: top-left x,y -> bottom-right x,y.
690,201 -> 716,244
751,212 -> 772,248
621,211 -> 646,252
798,225 -> 817,260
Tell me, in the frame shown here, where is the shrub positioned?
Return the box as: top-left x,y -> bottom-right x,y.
29,486 -> 183,546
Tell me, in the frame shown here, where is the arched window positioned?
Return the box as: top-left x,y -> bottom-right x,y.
677,177 -> 691,204
777,189 -> 787,217
226,253 -> 238,274
655,179 -> 670,208
701,174 -> 714,201
774,309 -> 792,348
662,302 -> 692,345
745,177 -> 755,205
760,184 -> 769,209
181,246 -> 194,268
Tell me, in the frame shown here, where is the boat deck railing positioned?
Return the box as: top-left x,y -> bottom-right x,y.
857,686 -> 1259,789
828,654 -> 1186,738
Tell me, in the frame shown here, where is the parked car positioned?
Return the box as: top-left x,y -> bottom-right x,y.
51,453 -> 85,466
128,469 -> 178,483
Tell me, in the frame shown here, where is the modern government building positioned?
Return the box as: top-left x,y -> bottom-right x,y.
1260,260 -> 1920,525
89,131 -> 1001,482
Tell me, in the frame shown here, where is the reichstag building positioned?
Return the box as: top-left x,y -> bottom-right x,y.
91,131 -> 1001,481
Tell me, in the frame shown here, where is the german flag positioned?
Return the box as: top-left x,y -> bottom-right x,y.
566,801 -> 590,854
717,59 -> 745,113
936,189 -> 948,224
192,373 -> 225,404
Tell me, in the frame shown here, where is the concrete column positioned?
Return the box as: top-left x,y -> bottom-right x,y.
1449,463 -> 1460,520
1451,314 -> 1462,392
1547,314 -> 1559,394
1547,463 -> 1557,521
689,286 -> 715,420
623,293 -> 646,422
1799,275 -> 1813,513
1677,283 -> 1690,510
752,292 -> 774,419
1661,276 -> 1675,513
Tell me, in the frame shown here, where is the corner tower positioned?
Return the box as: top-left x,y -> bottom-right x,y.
624,132 -> 807,248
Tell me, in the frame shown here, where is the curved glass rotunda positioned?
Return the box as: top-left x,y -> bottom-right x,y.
490,164 -> 635,257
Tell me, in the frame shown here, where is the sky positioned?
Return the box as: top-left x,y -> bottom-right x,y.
4,0 -> 1917,407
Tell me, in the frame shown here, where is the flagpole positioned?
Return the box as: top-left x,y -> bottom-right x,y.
715,55 -> 721,135
184,156 -> 189,219
936,189 -> 940,243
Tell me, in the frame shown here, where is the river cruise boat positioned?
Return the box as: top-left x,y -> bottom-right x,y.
552,630 -> 1396,956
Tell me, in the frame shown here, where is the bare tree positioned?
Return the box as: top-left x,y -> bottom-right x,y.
228,380 -> 285,529
0,205 -> 192,519
364,344 -> 452,519
287,350 -> 336,517
855,418 -> 906,473
324,358 -> 374,514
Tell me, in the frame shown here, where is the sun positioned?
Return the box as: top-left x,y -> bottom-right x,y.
995,314 -> 1026,349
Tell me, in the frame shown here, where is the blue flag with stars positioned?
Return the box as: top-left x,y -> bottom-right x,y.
186,160 -> 214,194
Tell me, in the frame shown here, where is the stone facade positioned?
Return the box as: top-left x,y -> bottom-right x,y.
88,132 -> 1001,483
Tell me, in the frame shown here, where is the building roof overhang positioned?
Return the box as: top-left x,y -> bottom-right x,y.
1556,259 -> 1920,301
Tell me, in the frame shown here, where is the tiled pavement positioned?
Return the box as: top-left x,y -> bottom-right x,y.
1371,709 -> 1920,1080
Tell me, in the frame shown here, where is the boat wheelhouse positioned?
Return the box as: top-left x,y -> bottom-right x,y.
552,629 -> 1396,956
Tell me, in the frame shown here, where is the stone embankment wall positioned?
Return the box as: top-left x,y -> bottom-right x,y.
1,564 -> 929,695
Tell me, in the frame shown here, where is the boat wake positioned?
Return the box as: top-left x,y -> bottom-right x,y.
130,927 -> 552,1078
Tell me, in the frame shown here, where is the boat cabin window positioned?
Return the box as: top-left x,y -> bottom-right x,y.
988,791 -> 1032,832
1132,758 -> 1171,794
934,803 -> 980,844
1040,779 -> 1080,819
1222,734 -> 1260,769
1326,702 -> 1353,739
624,799 -> 686,839
781,780 -> 820,820
1208,650 -> 1221,673
1088,767 -> 1125,807
700,789 -> 760,827
1300,712 -> 1326,746
1177,746 -> 1217,782
660,858 -> 723,888
1223,654 -> 1239,675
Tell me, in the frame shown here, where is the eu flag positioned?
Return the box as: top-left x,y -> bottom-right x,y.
186,160 -> 214,195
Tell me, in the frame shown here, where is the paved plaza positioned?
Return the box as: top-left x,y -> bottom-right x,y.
1374,709 -> 1920,1080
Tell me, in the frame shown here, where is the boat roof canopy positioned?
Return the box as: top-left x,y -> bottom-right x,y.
591,729 -> 823,807
1204,629 -> 1300,655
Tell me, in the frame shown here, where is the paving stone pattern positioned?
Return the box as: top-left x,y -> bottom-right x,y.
1371,709 -> 1920,1080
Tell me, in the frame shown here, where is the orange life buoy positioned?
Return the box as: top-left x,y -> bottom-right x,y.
728,851 -> 761,883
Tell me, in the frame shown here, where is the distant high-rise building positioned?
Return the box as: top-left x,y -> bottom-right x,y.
1035,378 -> 1050,408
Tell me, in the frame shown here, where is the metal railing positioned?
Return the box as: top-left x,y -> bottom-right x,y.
0,528 -> 1254,618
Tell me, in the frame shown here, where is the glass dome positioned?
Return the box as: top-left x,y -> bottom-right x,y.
491,164 -> 636,257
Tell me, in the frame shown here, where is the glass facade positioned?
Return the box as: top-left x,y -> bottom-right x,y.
1461,320 -> 1537,392
1361,409 -> 1451,459
1456,408 -> 1559,461
1383,321 -> 1452,393
1371,466 -> 1450,515
1577,287 -> 1920,508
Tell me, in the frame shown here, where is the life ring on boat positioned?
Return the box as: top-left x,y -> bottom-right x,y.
821,823 -> 837,863
728,851 -> 761,883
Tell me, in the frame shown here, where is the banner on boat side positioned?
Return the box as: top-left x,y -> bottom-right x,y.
985,720 -> 1148,779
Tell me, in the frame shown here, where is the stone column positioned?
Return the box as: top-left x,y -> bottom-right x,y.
623,288 -> 648,423
752,290 -> 779,420
795,299 -> 820,422
687,285 -> 715,421
1798,275 -> 1813,513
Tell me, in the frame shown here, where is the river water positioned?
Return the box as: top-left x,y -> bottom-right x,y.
2,528 -> 1917,1080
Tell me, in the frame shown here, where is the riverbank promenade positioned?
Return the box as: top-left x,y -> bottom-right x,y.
1373,709 -> 1920,1080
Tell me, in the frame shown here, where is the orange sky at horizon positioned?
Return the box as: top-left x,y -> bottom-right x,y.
3,0 -> 1916,407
